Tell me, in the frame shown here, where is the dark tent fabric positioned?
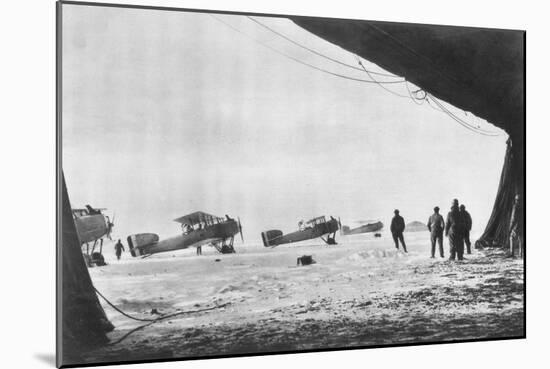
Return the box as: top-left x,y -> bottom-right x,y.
59,173 -> 113,364
476,139 -> 522,248
291,17 -> 524,250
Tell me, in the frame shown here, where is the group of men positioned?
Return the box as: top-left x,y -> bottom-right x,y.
390,199 -> 473,261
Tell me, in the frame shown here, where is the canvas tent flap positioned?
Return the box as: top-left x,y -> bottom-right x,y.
60,173 -> 114,364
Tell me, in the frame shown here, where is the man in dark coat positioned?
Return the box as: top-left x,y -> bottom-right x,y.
114,239 -> 125,261
445,199 -> 466,260
390,209 -> 407,252
459,204 -> 473,254
427,206 -> 445,258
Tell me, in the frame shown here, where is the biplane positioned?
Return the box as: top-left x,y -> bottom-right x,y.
339,218 -> 384,236
72,205 -> 115,266
127,211 -> 243,257
261,216 -> 339,247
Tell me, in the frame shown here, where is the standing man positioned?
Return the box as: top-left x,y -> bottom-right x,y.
196,245 -> 202,256
427,206 -> 445,258
114,239 -> 125,261
459,204 -> 473,254
445,199 -> 465,261
390,209 -> 407,252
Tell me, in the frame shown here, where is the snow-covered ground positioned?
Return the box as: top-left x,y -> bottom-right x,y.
81,231 -> 524,364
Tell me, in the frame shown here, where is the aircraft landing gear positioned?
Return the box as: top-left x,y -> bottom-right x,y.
90,238 -> 103,254
82,239 -> 107,267
321,232 -> 338,245
212,236 -> 236,254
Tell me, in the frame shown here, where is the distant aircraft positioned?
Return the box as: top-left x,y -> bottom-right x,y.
127,211 -> 243,257
339,218 -> 384,235
72,205 -> 115,266
261,216 -> 339,247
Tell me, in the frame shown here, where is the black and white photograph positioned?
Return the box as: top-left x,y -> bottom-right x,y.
56,1 -> 525,367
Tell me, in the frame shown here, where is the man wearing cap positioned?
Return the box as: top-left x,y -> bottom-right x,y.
445,199 -> 466,260
427,206 -> 445,258
459,204 -> 473,254
390,209 -> 407,252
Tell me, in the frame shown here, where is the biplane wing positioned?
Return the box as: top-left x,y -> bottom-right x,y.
72,207 -> 107,217
72,208 -> 107,212
173,211 -> 222,224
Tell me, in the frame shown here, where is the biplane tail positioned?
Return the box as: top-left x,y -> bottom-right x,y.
261,230 -> 283,247
127,233 -> 159,257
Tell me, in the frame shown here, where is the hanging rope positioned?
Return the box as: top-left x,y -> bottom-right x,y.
94,286 -> 156,322
355,55 -> 409,98
426,94 -> 446,113
210,15 -> 403,85
93,284 -> 232,345
109,302 -> 232,346
211,15 -> 500,137
247,16 -> 403,79
405,81 -> 426,105
427,94 -> 501,136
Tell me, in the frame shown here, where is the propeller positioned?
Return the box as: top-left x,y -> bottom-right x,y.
106,213 -> 115,240
237,217 -> 244,243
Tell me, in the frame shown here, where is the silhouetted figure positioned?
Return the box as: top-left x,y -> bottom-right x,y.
427,206 -> 445,258
114,239 -> 125,261
459,204 -> 473,254
445,199 -> 466,260
181,223 -> 192,235
86,204 -> 101,215
196,245 -> 202,255
390,209 -> 407,252
509,194 -> 523,258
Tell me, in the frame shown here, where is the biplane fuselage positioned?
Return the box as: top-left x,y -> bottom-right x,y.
127,211 -> 242,257
261,216 -> 339,247
341,221 -> 384,235
128,221 -> 239,256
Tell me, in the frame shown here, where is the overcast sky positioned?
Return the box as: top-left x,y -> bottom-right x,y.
62,5 -> 507,241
